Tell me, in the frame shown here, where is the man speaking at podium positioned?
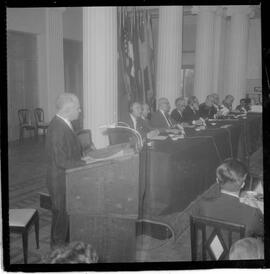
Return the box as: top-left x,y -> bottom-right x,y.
46,93 -> 84,248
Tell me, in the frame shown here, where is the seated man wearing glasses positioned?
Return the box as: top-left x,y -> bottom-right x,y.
196,159 -> 263,237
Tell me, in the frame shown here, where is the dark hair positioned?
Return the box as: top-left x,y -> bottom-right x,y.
175,97 -> 185,106
216,159 -> 247,187
187,96 -> 198,105
240,98 -> 246,103
43,241 -> 99,264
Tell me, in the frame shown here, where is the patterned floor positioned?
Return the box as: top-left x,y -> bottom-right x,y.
7,137 -> 263,264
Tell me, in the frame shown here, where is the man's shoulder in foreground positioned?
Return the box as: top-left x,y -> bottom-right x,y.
196,192 -> 263,236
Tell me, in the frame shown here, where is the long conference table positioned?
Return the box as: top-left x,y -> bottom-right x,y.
138,112 -> 262,219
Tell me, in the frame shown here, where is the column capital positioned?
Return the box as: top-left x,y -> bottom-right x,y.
226,5 -> 255,18
191,6 -> 217,15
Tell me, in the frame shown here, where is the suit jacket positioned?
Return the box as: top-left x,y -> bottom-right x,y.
46,116 -> 84,210
197,192 -> 264,237
171,108 -> 184,123
199,103 -> 217,119
183,105 -> 200,124
119,114 -> 149,141
150,110 -> 176,132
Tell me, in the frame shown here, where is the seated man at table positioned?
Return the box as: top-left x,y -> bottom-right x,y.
141,103 -> 153,130
219,95 -> 235,116
199,95 -> 217,119
123,102 -> 158,140
150,97 -> 184,134
183,96 -> 203,125
211,93 -> 221,111
196,159 -> 263,237
170,97 -> 186,124
235,98 -> 249,113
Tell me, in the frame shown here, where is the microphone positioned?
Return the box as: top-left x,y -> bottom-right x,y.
100,122 -> 144,152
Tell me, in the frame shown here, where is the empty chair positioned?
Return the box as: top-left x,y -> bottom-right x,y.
76,129 -> 96,156
9,209 -> 39,264
190,215 -> 245,261
18,109 -> 36,142
34,108 -> 49,138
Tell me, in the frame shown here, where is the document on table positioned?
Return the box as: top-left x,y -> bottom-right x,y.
82,150 -> 125,164
148,135 -> 168,141
220,124 -> 231,128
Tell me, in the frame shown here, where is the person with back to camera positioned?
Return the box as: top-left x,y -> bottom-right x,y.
196,159 -> 264,237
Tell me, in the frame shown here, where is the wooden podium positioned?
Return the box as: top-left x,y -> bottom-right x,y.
65,144 -> 140,262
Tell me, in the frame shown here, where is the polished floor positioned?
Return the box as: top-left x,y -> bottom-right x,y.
7,136 -> 263,264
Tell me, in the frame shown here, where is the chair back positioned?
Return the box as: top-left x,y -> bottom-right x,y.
18,109 -> 32,126
190,215 -> 245,261
77,129 -> 93,152
34,108 -> 44,124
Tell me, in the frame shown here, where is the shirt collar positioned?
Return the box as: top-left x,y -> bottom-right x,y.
220,189 -> 239,199
130,114 -> 137,128
56,114 -> 73,130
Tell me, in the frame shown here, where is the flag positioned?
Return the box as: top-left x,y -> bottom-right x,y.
138,10 -> 156,110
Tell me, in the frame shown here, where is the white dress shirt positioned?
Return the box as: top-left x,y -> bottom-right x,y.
130,114 -> 137,130
56,114 -> 73,131
160,110 -> 172,128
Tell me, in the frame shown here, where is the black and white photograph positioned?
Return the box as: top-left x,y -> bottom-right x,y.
2,1 -> 268,271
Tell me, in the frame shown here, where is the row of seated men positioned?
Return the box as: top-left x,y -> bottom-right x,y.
123,93 -> 247,139
45,93 -> 263,256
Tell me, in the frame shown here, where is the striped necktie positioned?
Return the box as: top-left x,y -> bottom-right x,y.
164,112 -> 173,128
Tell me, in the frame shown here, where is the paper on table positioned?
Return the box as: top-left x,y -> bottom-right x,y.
148,135 -> 168,141
220,124 -> 231,128
82,150 -> 124,164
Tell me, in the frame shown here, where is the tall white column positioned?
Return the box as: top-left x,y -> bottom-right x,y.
83,7 -> 117,148
226,6 -> 254,108
156,6 -> 183,109
212,7 -> 226,96
45,8 -> 65,121
193,6 -> 216,103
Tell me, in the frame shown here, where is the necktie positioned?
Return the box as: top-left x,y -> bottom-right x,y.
164,113 -> 173,128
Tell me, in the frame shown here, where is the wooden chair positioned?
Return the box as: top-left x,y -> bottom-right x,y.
9,209 -> 39,264
76,129 -> 96,156
190,215 -> 245,261
18,109 -> 36,142
34,108 -> 49,139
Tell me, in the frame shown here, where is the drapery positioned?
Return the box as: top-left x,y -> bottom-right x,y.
118,7 -> 156,110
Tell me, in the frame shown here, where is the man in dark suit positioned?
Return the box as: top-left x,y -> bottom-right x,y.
123,102 -> 158,140
170,97 -> 186,124
196,159 -> 263,237
183,96 -> 201,124
199,94 -> 217,119
46,93 -> 85,248
151,97 -> 184,134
